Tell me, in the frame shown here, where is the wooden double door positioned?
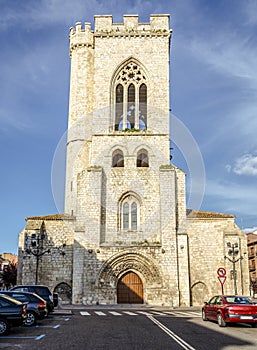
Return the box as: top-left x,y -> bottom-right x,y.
117,271 -> 143,304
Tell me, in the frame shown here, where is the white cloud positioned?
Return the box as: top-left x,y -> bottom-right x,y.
230,153 -> 257,176
188,31 -> 257,88
243,227 -> 257,234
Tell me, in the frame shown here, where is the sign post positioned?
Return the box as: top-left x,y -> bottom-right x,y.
217,267 -> 226,295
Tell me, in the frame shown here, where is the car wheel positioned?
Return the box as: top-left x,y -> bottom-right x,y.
252,323 -> 257,328
202,309 -> 208,321
217,313 -> 226,327
0,318 -> 10,335
25,311 -> 37,327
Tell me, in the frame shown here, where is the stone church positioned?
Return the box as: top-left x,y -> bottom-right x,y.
17,14 -> 249,306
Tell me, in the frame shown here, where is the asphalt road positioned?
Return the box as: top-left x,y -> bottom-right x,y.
1,308 -> 257,350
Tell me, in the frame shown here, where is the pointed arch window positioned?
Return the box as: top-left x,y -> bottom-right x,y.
112,149 -> 124,167
120,194 -> 140,230
137,149 -> 149,167
114,61 -> 147,131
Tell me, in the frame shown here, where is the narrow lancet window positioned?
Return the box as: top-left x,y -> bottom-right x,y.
127,84 -> 135,129
123,202 -> 129,229
131,202 -> 137,230
115,84 -> 124,130
139,84 -> 147,130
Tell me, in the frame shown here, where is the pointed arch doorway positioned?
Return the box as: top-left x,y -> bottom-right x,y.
117,271 -> 143,304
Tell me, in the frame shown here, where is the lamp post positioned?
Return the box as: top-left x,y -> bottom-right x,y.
24,229 -> 50,284
24,229 -> 66,284
224,242 -> 243,295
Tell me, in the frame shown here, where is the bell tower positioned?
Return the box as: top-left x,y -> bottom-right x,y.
65,15 -> 188,306
65,15 -> 173,217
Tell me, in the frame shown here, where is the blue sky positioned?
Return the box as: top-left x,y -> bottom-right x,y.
1,0 -> 257,253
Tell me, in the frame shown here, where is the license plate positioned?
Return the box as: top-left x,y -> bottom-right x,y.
240,316 -> 253,320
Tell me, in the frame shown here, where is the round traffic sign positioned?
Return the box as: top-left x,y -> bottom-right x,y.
217,267 -> 226,277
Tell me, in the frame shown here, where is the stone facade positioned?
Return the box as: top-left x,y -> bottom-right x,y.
17,14 -> 250,306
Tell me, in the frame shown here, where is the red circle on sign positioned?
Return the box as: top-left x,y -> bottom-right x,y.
217,267 -> 226,277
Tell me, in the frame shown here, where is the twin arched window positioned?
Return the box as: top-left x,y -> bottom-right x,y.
112,149 -> 149,167
120,195 -> 140,230
114,62 -> 147,131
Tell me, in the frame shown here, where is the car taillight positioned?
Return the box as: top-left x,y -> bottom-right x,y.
38,302 -> 46,307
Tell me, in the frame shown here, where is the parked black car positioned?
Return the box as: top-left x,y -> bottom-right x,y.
0,294 -> 27,335
10,285 -> 57,313
0,291 -> 47,326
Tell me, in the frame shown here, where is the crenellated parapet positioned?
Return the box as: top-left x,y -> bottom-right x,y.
94,14 -> 171,37
69,22 -> 94,57
69,15 -> 172,56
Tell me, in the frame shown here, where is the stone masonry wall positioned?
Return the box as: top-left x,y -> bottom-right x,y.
187,217 -> 249,305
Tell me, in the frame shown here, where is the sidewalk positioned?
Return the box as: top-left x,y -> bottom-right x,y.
53,303 -> 201,315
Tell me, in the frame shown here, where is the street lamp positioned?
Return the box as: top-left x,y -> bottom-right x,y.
24,229 -> 66,284
24,229 -> 51,284
224,242 -> 243,295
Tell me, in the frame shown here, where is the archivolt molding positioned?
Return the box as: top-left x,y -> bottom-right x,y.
97,250 -> 162,286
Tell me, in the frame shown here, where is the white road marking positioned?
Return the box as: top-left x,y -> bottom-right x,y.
0,335 -> 46,340
137,311 -> 153,316
148,315 -> 196,350
109,311 -> 122,316
36,334 -> 46,340
190,312 -> 201,316
35,324 -> 60,328
80,311 -> 91,316
79,310 -> 201,318
164,311 -> 201,317
94,311 -> 107,316
150,311 -> 166,315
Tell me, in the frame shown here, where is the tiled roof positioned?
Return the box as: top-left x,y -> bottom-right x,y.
246,233 -> 257,244
25,214 -> 75,221
186,209 -> 235,219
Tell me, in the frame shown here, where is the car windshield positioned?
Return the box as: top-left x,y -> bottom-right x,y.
225,296 -> 252,304
34,287 -> 50,296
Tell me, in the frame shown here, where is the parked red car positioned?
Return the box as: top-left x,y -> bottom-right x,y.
202,295 -> 257,327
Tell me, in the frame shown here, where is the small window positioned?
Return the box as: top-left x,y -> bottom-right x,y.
112,150 -> 124,167
137,150 -> 149,167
